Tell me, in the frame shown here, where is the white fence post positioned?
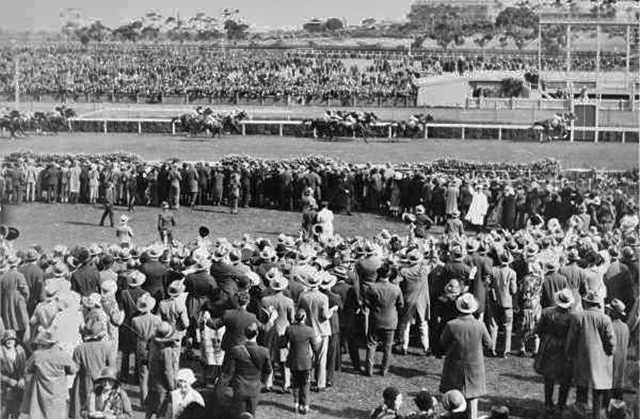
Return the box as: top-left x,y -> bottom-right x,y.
103,120 -> 107,134
498,127 -> 502,141
138,121 -> 142,135
242,122 -> 246,136
461,127 -> 465,140
387,125 -> 392,139
279,123 -> 283,137
171,122 -> 176,135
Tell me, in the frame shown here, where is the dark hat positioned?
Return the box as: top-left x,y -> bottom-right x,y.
0,225 -> 19,241
414,390 -> 436,412
24,247 -> 39,262
382,386 -> 401,404
236,290 -> 251,306
76,247 -> 91,264
490,405 -> 510,419
199,226 -> 210,237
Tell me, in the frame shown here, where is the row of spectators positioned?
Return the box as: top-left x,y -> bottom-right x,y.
0,45 -> 635,100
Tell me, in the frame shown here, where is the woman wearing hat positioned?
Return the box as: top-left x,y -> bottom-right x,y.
0,330 -> 26,419
605,299 -> 629,406
70,321 -> 116,419
84,367 -> 133,419
167,368 -> 205,419
118,271 -> 147,383
22,329 -> 77,419
147,321 -> 180,419
565,290 -> 616,419
439,293 -> 492,419
260,268 -> 294,393
533,289 -> 575,416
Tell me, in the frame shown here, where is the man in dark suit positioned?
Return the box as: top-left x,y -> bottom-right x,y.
139,245 -> 168,302
222,322 -> 272,417
364,262 -> 404,376
70,247 -> 101,297
99,181 -> 115,227
208,291 -> 259,353
283,309 -> 321,415
463,239 -> 493,321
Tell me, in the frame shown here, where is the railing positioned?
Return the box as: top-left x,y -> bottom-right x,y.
463,96 -> 639,111
63,117 -> 639,143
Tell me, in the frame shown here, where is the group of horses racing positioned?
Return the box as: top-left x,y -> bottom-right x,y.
171,107 -> 248,137
0,106 -> 76,139
0,104 -> 575,143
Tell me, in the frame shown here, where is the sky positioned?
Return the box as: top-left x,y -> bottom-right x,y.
6,0 -> 414,31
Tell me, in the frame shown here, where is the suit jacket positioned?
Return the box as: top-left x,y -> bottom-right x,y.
365,281 -> 404,330
210,308 -> 258,352
18,263 -> 45,315
559,263 -> 587,308
131,312 -> 162,361
284,323 -> 318,371
604,261 -> 634,310
298,289 -> 332,337
323,290 -> 342,335
223,341 -> 272,398
139,260 -> 168,301
464,253 -> 493,314
70,263 -> 101,297
490,265 -> 517,308
541,272 -> 569,309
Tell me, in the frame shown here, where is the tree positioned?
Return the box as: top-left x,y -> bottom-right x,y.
495,5 -> 539,50
325,18 -> 344,31
303,19 -> 325,33
224,19 -> 249,40
361,18 -> 376,28
426,6 -> 465,50
112,20 -> 143,42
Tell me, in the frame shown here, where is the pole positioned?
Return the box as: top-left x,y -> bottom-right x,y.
14,53 -> 19,105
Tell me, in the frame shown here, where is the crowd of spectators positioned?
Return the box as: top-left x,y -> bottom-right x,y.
0,151 -> 638,419
0,45 -> 634,103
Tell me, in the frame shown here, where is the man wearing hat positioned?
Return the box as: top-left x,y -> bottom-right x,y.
140,245 -> 169,302
184,257 -> 217,349
99,180 -> 116,228
486,253 -> 517,358
158,280 -> 190,371
606,299 -> 629,406
297,269 -> 336,390
18,247 -> 44,316
22,329 -> 77,419
364,262 -> 404,377
131,293 -> 162,408
147,321 -> 181,419
396,249 -> 431,356
439,293 -> 492,419
540,260 -> 569,309
158,202 -> 177,246
70,247 -> 101,297
444,209 -> 465,239
0,255 -> 30,343
118,271 -> 148,383
565,290 -> 616,419
260,268 -> 294,392
603,247 -> 634,313
0,330 -> 26,419
464,239 -> 492,322
207,291 -> 260,354
559,248 -> 587,312
534,289 -> 575,415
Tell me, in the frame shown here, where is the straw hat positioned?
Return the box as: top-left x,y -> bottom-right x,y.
266,268 -> 288,291
119,214 -> 129,223
442,390 -> 467,413
136,293 -> 156,313
606,299 -> 626,317
24,248 -> 39,262
155,321 -> 175,342
554,288 -> 574,309
402,249 -> 423,266
319,271 -> 337,290
43,282 -> 59,299
300,268 -> 323,289
259,246 -> 277,261
147,245 -> 164,259
455,293 -> 479,314
81,321 -> 107,341
127,271 -> 146,287
167,280 -> 186,297
583,288 -> 605,305
100,279 -> 117,295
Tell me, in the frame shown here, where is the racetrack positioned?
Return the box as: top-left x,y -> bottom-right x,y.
0,132 -> 637,170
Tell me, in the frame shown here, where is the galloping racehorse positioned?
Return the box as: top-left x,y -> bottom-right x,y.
393,113 -> 434,139
532,111 -> 576,142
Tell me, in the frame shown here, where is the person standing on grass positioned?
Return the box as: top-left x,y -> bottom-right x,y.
99,181 -> 115,228
158,202 -> 176,246
116,215 -> 134,249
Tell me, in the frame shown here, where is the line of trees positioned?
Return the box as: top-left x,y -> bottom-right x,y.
60,8 -> 250,45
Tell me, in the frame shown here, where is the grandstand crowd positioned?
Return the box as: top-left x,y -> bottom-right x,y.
0,45 -> 634,102
0,152 -> 639,419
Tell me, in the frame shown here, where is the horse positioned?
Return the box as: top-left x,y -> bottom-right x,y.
393,113 -> 434,139
532,111 -> 576,142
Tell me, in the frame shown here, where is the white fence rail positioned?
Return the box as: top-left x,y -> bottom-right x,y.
464,96 -> 639,111
66,118 -> 639,143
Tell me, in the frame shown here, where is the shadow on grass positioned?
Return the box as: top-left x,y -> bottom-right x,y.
309,403 -> 370,418
65,220 -> 101,227
260,399 -> 298,414
500,372 -> 544,384
479,394 -> 544,419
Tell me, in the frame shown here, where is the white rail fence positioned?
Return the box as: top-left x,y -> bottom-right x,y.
64,118 -> 639,143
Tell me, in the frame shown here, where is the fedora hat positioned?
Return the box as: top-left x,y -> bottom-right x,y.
89,243 -> 103,257
450,245 -> 464,261
444,279 -> 462,296
211,247 -> 229,262
466,239 -> 480,253
95,367 -> 120,386
43,282 -> 59,299
606,299 -> 626,317
2,330 -> 17,345
543,260 -> 559,273
119,214 -> 129,223
6,255 -> 20,268
0,225 -> 19,241
455,293 -> 479,314
266,268 -> 288,291
583,287 -> 605,305
319,271 -> 337,290
554,288 -> 574,309
415,205 -> 425,215
199,226 -> 210,237
75,247 -> 91,264
100,279 -> 117,295
259,246 -> 277,261
155,321 -> 176,342
300,268 -> 323,289
24,248 -> 39,262
402,249 -> 423,266
442,390 -> 467,413
127,271 -> 146,288
136,293 -> 156,313
147,245 -> 164,259
167,280 -> 186,297
567,248 -> 581,262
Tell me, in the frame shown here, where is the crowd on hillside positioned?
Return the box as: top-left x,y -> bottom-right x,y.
0,151 -> 639,419
0,45 -> 633,102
